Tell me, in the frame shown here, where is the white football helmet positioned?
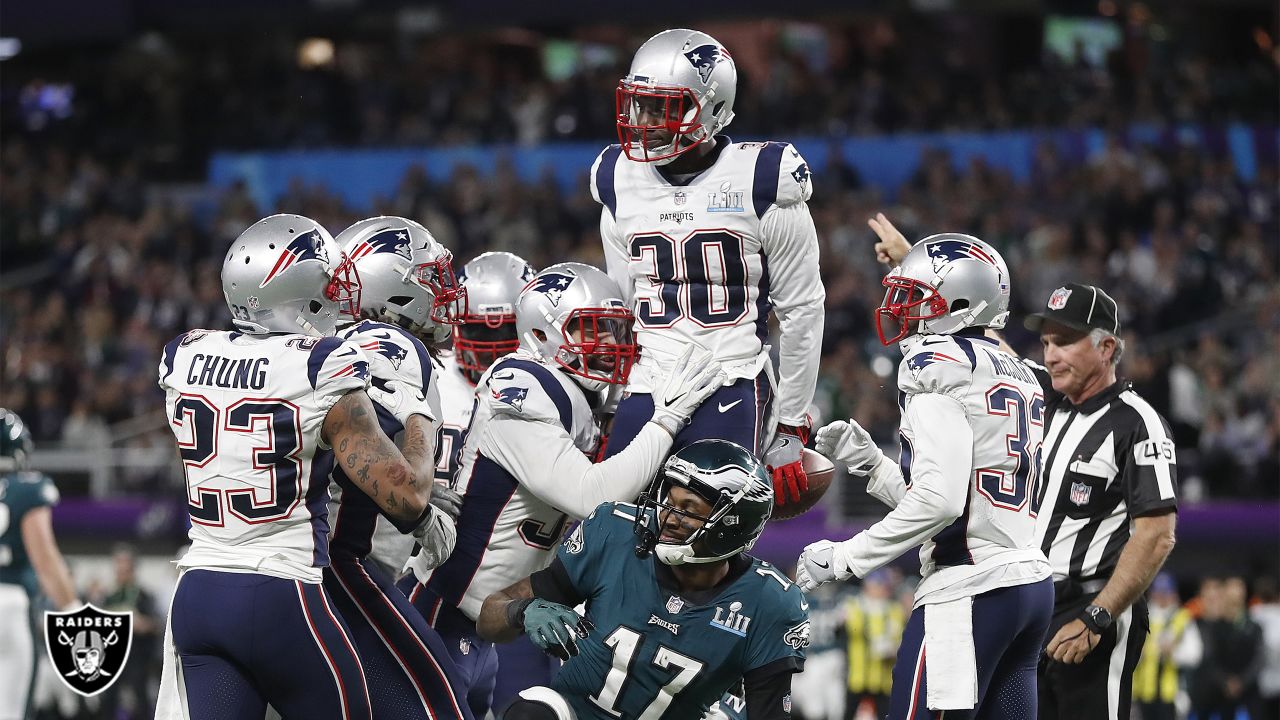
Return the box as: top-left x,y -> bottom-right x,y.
221,214 -> 359,336
515,263 -> 636,391
454,251 -> 537,385
616,28 -> 737,164
876,233 -> 1011,346
335,216 -> 466,344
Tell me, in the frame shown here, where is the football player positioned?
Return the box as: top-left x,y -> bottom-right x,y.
399,262 -> 725,718
326,215 -> 474,720
158,214 -> 444,720
0,409 -> 78,720
477,440 -> 810,720
447,251 -> 566,712
796,231 -> 1053,719
594,28 -> 826,510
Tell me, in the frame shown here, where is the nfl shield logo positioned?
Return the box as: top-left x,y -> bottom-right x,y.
45,604 -> 133,697
1070,481 -> 1092,506
666,596 -> 685,614
1048,287 -> 1073,310
674,191 -> 687,206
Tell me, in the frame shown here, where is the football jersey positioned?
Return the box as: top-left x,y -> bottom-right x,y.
592,138 -> 825,425
551,502 -> 809,720
329,320 -> 440,578
419,350 -> 601,620
0,472 -> 60,597
847,331 -> 1051,606
158,330 -> 370,583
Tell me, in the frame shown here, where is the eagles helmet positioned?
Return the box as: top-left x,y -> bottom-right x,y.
876,233 -> 1011,346
616,29 -> 737,164
454,251 -> 538,385
222,214 -> 360,336
0,408 -> 33,472
635,440 -> 774,566
336,216 -> 467,345
514,262 -> 636,391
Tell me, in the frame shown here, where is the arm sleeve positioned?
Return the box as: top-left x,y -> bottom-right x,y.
1118,401 -> 1179,516
864,455 -> 908,509
534,506 -> 619,603
835,393 -> 972,578
743,660 -> 800,720
759,202 -> 825,426
478,416 -> 673,520
600,211 -> 634,305
529,556 -> 588,607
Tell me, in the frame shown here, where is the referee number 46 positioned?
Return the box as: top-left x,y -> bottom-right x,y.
1134,438 -> 1176,466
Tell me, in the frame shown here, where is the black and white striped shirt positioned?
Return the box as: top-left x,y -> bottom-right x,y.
1026,372 -> 1178,583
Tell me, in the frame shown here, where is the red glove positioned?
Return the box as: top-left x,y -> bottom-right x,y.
765,423 -> 810,505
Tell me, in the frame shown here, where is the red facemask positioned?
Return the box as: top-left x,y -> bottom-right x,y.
558,307 -> 638,385
326,253 -> 362,322
875,274 -> 948,345
615,81 -> 707,163
411,253 -> 467,325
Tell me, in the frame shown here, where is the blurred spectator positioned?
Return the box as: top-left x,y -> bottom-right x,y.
1253,577 -> 1280,720
97,544 -> 160,720
843,570 -> 903,720
1133,573 -> 1202,720
1192,577 -> 1264,720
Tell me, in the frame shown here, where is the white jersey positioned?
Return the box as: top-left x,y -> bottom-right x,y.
592,138 -> 826,425
417,350 -> 601,619
848,332 -> 1051,606
329,320 -> 441,578
158,330 -> 370,583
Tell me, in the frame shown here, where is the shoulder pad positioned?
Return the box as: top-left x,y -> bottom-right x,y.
483,360 -> 575,430
589,144 -> 623,218
159,329 -> 216,384
10,472 -> 60,507
307,337 -> 371,393
344,321 -> 432,390
898,335 -> 978,396
747,142 -> 812,218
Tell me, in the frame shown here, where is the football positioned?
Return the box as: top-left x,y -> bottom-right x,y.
771,449 -> 836,521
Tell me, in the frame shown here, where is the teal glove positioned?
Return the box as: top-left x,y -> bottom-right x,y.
522,599 -> 592,660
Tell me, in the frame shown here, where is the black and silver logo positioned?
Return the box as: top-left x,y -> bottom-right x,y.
45,604 -> 133,697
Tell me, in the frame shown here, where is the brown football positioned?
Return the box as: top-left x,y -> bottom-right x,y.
771,448 -> 836,521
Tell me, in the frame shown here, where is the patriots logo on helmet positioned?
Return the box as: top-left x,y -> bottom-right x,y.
361,340 -> 408,370
528,272 -> 576,307
492,386 -> 528,412
347,227 -> 413,262
683,44 -> 727,85
925,240 -> 998,269
260,231 -> 330,288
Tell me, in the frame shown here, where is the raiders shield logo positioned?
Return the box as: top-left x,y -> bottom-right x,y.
45,604 -> 133,697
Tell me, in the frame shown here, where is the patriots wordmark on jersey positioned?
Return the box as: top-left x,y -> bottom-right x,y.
593,138 -> 824,427
159,330 -> 370,581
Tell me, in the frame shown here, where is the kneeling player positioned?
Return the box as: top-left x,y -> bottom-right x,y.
477,440 -> 810,720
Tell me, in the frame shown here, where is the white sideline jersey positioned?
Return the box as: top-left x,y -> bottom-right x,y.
158,330 -> 370,583
330,320 -> 441,579
592,137 -> 826,425
849,332 -> 1051,606
418,350 -> 603,619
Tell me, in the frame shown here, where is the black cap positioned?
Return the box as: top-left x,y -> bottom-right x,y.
1024,283 -> 1121,334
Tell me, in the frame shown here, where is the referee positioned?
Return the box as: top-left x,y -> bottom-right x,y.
1025,284 -> 1179,720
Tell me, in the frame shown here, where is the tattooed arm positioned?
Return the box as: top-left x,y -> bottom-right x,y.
322,390 -> 433,529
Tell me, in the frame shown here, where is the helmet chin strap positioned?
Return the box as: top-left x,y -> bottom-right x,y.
654,540 -> 738,566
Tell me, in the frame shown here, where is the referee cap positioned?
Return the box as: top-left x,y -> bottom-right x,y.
1024,283 -> 1121,335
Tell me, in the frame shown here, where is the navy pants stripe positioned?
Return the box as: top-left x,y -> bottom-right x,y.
605,371 -> 773,458
400,579 -> 500,720
491,635 -> 561,716
326,557 -> 473,720
171,569 -> 371,720
891,578 -> 1053,720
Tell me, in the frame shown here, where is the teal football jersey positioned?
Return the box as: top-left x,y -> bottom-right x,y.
551,503 -> 809,720
0,472 -> 60,597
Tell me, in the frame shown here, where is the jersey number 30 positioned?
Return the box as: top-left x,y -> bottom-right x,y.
630,231 -> 749,328
172,395 -> 304,526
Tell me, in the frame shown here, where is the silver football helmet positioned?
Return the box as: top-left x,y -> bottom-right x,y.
616,28 -> 737,164
876,233 -> 1011,346
454,251 -> 537,385
335,216 -> 466,345
221,214 -> 359,336
515,262 -> 636,390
